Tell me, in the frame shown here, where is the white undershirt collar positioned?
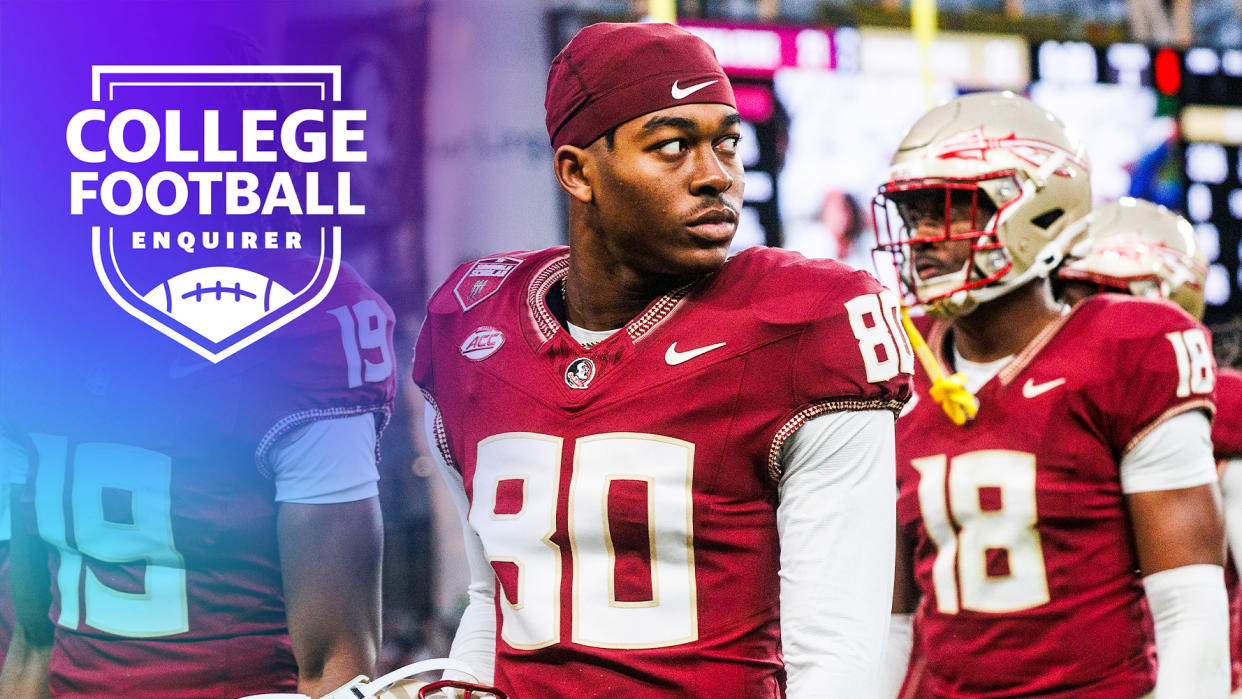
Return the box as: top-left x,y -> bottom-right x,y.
952,347 -> 1014,394
567,321 -> 618,348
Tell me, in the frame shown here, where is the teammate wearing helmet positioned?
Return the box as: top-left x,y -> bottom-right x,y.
875,92 -> 1228,697
1058,197 -> 1209,316
1056,197 -> 1242,695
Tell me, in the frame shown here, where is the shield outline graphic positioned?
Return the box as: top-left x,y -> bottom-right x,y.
93,225 -> 341,363
84,65 -> 348,364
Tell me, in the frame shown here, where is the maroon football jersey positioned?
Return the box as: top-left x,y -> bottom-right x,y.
1215,368 -> 1242,690
414,246 -> 911,697
896,294 -> 1215,698
0,424 -> 36,672
17,264 -> 396,698
0,542 -> 11,672
897,608 -> 932,699
1215,368 -> 1242,462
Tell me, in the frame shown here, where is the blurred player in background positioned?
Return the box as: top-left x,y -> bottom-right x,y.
1220,365 -> 1242,698
1057,197 -> 1242,695
414,21 -> 911,697
875,92 -> 1228,697
0,263 -> 397,699
0,429 -> 28,674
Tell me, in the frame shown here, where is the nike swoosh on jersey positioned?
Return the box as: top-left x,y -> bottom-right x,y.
670,79 -> 718,99
665,341 -> 727,365
1022,377 -> 1067,398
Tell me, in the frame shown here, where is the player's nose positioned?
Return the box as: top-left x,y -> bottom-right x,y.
689,147 -> 734,196
912,218 -> 949,242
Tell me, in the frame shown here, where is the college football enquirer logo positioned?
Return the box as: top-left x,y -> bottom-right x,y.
70,66 -> 367,362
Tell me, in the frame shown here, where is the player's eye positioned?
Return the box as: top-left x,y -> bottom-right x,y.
896,202 -> 925,228
716,134 -> 741,156
656,139 -> 687,156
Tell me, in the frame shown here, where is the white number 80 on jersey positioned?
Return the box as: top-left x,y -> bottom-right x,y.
845,289 -> 915,384
471,433 -> 697,651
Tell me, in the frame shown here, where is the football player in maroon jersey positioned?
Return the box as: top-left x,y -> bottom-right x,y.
0,428 -> 30,676
414,22 -> 913,697
0,262 -> 396,698
1219,365 -> 1242,696
874,93 -> 1228,697
1057,197 -> 1242,695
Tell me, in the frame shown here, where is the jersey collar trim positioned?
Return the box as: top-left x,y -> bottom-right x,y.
928,303 -> 1080,389
527,255 -> 570,342
525,252 -> 697,345
996,305 -> 1078,386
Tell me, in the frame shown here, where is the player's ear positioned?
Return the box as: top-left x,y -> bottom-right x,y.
554,145 -> 594,204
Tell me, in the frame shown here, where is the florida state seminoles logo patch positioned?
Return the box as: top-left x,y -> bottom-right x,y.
453,256 -> 522,312
565,357 -> 596,389
460,326 -> 505,361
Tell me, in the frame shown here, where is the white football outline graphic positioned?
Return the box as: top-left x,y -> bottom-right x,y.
95,225 -> 341,365
143,266 -> 295,343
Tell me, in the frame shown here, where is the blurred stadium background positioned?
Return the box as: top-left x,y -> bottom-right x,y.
307,0 -> 1242,670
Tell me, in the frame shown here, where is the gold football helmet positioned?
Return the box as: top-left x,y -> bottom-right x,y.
874,91 -> 1092,318
1058,197 -> 1209,319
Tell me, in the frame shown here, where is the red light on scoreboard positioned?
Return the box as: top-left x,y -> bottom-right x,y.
1154,48 -> 1181,95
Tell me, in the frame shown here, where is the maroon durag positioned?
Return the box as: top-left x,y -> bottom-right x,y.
544,22 -> 736,150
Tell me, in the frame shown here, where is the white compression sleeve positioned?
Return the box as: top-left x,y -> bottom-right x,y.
880,613 -> 914,699
778,409 -> 897,698
1143,564 -> 1229,699
423,399 -> 496,684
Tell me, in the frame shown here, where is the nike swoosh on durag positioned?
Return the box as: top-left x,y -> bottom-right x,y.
670,79 -> 718,100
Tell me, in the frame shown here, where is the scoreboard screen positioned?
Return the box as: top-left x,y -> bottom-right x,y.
1029,41 -> 1170,207
1179,45 -> 1242,326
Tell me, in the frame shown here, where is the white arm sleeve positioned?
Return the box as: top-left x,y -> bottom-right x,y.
778,409 -> 897,699
1219,459 -> 1242,565
1143,564 -> 1230,699
880,613 -> 914,699
269,413 -> 380,504
1123,411 -> 1228,697
1120,411 -> 1217,494
423,399 -> 496,684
